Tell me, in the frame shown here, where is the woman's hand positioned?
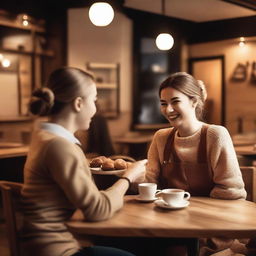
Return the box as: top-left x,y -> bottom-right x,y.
124,159 -> 147,183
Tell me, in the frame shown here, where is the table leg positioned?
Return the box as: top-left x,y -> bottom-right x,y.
187,238 -> 199,256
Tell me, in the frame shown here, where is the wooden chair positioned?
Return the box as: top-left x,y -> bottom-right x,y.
240,166 -> 256,202
0,181 -> 23,256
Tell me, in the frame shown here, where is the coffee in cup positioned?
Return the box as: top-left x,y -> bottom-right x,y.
158,189 -> 190,205
138,183 -> 160,200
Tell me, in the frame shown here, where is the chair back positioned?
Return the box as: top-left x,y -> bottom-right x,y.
0,181 -> 23,256
240,166 -> 256,202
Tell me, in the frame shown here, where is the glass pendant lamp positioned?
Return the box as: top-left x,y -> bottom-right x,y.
89,2 -> 114,27
155,0 -> 174,51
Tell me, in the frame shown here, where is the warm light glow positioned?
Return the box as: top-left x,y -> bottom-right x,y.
89,2 -> 114,27
0,54 -> 3,60
239,37 -> 246,47
17,13 -> 30,27
22,20 -> 29,26
1,58 -> 11,68
239,41 -> 245,47
155,33 -> 174,50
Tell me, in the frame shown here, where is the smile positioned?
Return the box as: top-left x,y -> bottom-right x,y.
167,114 -> 180,121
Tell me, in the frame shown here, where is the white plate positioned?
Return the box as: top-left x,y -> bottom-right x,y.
154,199 -> 190,210
135,196 -> 158,202
90,167 -> 101,171
90,168 -> 126,176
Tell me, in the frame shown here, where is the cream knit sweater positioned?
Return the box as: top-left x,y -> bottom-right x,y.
21,129 -> 124,256
146,124 -> 246,199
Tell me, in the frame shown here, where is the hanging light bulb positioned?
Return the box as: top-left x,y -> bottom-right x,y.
1,58 -> 11,68
155,0 -> 174,51
89,2 -> 114,27
156,33 -> 174,50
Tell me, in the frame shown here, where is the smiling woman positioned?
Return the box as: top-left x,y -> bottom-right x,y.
144,71 -> 247,256
146,71 -> 245,197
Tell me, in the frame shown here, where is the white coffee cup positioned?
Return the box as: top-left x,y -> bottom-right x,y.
158,188 -> 190,205
138,183 -> 160,200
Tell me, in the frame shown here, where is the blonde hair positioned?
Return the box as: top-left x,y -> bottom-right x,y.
29,67 -> 94,116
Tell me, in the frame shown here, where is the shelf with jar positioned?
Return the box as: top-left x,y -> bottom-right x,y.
86,62 -> 120,119
0,9 -> 55,118
0,9 -> 45,32
0,19 -> 54,58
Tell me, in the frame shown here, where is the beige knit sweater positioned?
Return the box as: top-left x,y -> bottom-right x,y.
146,124 -> 246,199
21,129 -> 124,256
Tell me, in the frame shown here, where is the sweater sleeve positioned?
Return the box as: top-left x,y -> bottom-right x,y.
207,126 -> 247,199
45,138 -> 123,221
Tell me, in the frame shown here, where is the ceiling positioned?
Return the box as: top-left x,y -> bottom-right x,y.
124,0 -> 256,22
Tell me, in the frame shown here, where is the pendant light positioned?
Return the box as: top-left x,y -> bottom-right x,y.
89,2 -> 114,27
155,0 -> 174,51
239,37 -> 245,47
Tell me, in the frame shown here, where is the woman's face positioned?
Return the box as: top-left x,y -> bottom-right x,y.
160,87 -> 197,129
78,83 -> 97,130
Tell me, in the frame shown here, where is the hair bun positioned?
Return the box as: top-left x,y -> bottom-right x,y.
29,87 -> 55,116
197,80 -> 207,102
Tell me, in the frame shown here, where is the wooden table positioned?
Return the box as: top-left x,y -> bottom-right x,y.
235,145 -> 256,156
0,144 -> 29,159
232,133 -> 256,147
0,143 -> 29,182
233,140 -> 256,147
66,196 -> 256,239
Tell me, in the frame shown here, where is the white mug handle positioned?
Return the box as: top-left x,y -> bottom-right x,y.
184,192 -> 190,200
155,189 -> 162,195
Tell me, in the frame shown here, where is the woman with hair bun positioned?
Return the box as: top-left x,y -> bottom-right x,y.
21,67 -> 146,256
145,72 -> 246,256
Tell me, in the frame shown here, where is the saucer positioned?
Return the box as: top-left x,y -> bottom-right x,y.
90,167 -> 101,171
135,196 -> 158,203
154,199 -> 190,209
90,168 -> 126,176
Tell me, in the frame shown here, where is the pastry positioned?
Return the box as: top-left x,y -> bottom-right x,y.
114,159 -> 127,170
89,156 -> 107,168
126,162 -> 132,168
101,158 -> 115,171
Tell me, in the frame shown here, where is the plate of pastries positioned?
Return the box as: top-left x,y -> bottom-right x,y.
89,156 -> 132,176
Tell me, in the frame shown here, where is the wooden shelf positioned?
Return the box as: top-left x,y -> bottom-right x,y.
86,62 -> 120,119
0,116 -> 32,122
36,49 -> 55,57
88,62 -> 118,69
0,10 -> 57,119
0,14 -> 53,57
0,18 -> 45,33
96,82 -> 117,89
0,47 -> 54,57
